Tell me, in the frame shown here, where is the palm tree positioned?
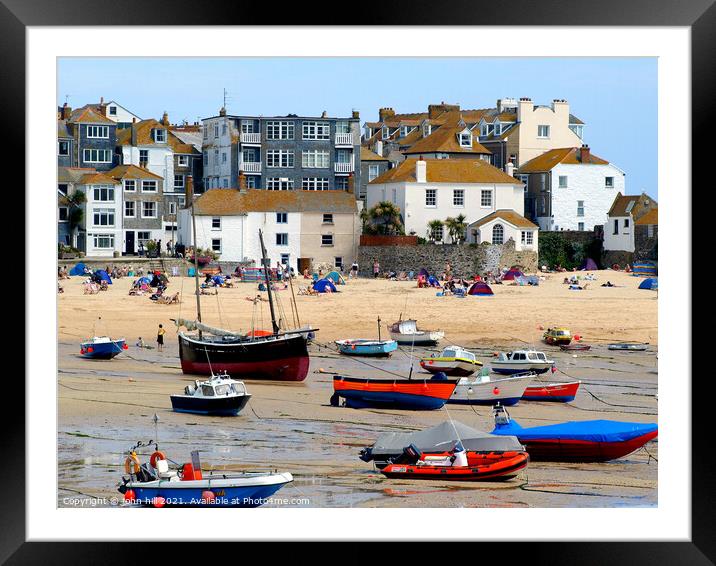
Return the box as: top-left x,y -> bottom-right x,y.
427,219 -> 444,243
359,207 -> 370,233
368,201 -> 404,235
445,214 -> 468,244
64,189 -> 86,249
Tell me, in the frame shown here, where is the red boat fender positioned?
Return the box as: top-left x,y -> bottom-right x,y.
351,344 -> 356,350
123,343 -> 129,350
80,348 -> 85,355
124,489 -> 136,502
202,490 -> 216,504
181,463 -> 203,481
87,347 -> 94,353
152,496 -> 166,508
493,387 -> 500,395
149,451 -> 166,468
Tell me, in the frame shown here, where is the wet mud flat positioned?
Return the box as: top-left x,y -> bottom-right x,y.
58,340 -> 657,508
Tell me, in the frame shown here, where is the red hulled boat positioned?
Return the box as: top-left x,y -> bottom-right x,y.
331,376 -> 457,410
522,381 -> 581,402
381,451 -> 529,481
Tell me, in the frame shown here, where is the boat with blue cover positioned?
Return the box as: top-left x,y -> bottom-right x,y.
490,405 -> 658,462
119,442 -> 292,507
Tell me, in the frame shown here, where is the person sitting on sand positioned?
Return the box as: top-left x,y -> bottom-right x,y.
136,337 -> 145,348
601,281 -> 616,287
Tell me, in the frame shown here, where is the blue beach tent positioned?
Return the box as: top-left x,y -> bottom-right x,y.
94,270 -> 112,284
313,279 -> 337,293
638,278 -> 658,290
69,262 -> 87,276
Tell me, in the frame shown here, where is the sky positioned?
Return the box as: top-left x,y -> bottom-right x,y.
58,57 -> 657,198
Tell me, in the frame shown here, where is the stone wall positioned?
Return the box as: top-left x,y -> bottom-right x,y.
358,238 -> 538,277
58,257 -> 194,276
634,225 -> 658,261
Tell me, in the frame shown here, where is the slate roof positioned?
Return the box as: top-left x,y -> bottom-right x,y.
369,158 -> 522,185
469,209 -> 538,229
191,189 -> 359,216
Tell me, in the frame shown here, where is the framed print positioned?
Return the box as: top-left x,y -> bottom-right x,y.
6,0 -> 708,561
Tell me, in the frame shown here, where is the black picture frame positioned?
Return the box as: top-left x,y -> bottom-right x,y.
7,0 -> 706,562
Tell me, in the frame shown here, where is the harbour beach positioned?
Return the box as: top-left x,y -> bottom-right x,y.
58,270 -> 657,508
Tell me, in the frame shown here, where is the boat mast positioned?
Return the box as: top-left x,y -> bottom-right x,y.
377,316 -> 381,341
190,196 -> 203,339
259,229 -> 280,335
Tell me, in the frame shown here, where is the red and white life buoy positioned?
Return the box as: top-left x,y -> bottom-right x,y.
150,450 -> 167,468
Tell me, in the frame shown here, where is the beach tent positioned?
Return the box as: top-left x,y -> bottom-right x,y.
427,275 -> 440,287
468,281 -> 494,296
418,268 -> 430,278
325,271 -> 346,285
94,270 -> 112,284
638,278 -> 658,290
136,276 -> 152,286
633,261 -> 657,277
69,262 -> 87,276
581,258 -> 598,271
514,275 -> 539,286
313,279 -> 337,293
502,269 -> 524,281
212,275 -> 225,286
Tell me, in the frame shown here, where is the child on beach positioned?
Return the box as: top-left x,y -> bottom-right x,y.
157,324 -> 166,352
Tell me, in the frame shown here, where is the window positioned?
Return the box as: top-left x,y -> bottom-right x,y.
521,231 -> 534,245
93,234 -> 114,249
246,176 -> 257,189
481,123 -> 495,137
302,121 -> 330,140
276,212 -> 288,224
174,175 -> 184,190
58,207 -> 68,221
647,224 -> 655,238
266,121 -> 294,140
142,201 -> 157,218
178,155 -> 189,167
138,231 -> 151,246
124,180 -> 136,192
222,153 -> 227,163
302,177 -> 330,190
302,150 -> 330,168
577,201 -> 585,217
124,201 -> 135,218
336,121 -> 350,134
336,177 -> 349,191
142,180 -> 157,192
382,126 -> 390,139
58,183 -> 69,196
335,257 -> 343,269
425,189 -> 436,207
212,239 -> 221,253
83,149 -> 111,163
323,213 -> 333,224
605,176 -> 614,188
58,140 -> 69,156
93,186 -> 115,202
267,150 -> 294,168
519,175 -> 529,193
86,125 -> 109,138
492,224 -> 504,244
241,122 -> 255,133
321,234 -> 334,246
431,224 -> 443,242
202,126 -> 207,140
391,188 -> 397,203
400,126 -> 413,137
139,150 -> 149,167
203,154 -> 208,167
281,253 -> 290,265
578,222 -> 585,231
422,124 -> 432,137
458,132 -> 471,147
154,129 -> 166,143
222,179 -> 228,188
276,233 -> 288,246
108,106 -> 117,116
537,125 -> 550,138
624,219 -> 630,228
167,201 -> 176,216
569,124 -> 584,139
453,189 -> 464,207
214,124 -> 219,138
336,150 -> 352,163
368,164 -> 380,182
222,123 -> 227,135
613,219 -> 619,235
480,189 -> 492,207
212,217 -> 221,229
242,150 -> 258,163
266,178 -> 293,190
558,176 -> 568,188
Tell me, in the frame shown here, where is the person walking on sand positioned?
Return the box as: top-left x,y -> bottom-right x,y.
350,260 -> 359,279
157,324 -> 166,352
373,259 -> 380,278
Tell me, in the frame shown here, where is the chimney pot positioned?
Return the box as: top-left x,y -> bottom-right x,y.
185,175 -> 194,202
579,144 -> 591,163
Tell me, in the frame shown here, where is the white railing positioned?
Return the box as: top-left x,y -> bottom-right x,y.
334,160 -> 354,173
240,161 -> 262,173
335,132 -> 353,146
241,132 -> 261,144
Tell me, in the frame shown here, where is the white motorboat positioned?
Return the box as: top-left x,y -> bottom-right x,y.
491,349 -> 554,375
420,346 -> 482,376
170,371 -> 251,416
447,371 -> 534,406
388,318 -> 444,346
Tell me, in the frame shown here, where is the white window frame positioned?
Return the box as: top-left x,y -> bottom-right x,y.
142,180 -> 158,193
321,234 -> 334,246
425,188 -> 437,207
211,238 -> 221,253
276,212 -> 288,224
521,231 -> 534,245
267,150 -> 295,168
178,155 -> 189,167
302,177 -> 330,190
302,121 -> 330,140
92,185 -> 115,202
558,176 -> 568,188
174,175 -> 184,191
58,140 -> 70,156
480,189 -> 493,208
83,149 -> 112,163
212,217 -> 221,230
266,178 -> 294,191
537,125 -> 550,138
86,125 -> 109,139
368,164 -> 380,182
108,106 -> 117,116
154,129 -> 167,143
577,201 -> 585,217
92,234 -> 114,249
276,233 -> 289,246
58,206 -> 69,222
58,183 -> 69,196
453,189 -> 464,207
492,224 -> 504,245
458,132 -> 471,148
266,121 -> 295,140
124,179 -> 136,192
323,213 -> 334,224
605,176 -> 615,188
124,201 -> 135,218
142,201 -> 157,219
302,150 -> 330,169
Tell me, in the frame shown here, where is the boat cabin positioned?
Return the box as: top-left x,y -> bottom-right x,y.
184,374 -> 247,397
439,348 -> 476,362
499,350 -> 549,362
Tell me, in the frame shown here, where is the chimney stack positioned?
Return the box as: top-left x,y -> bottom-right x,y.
506,161 -> 515,177
238,171 -> 247,192
352,110 -> 360,119
161,111 -> 169,126
379,107 -> 395,122
579,144 -> 590,163
415,157 -> 427,183
185,175 -> 194,202
219,107 -> 227,117
347,172 -> 354,193
61,103 -> 72,120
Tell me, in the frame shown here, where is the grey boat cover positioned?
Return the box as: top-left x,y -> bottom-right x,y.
368,421 -> 524,459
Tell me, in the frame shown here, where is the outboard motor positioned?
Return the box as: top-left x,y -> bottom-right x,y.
432,371 -> 448,381
390,443 -> 422,465
493,403 -> 511,427
358,447 -> 373,463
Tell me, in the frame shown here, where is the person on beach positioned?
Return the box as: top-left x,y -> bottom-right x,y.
157,324 -> 166,352
373,260 -> 380,278
350,260 -> 359,279
136,337 -> 145,348
444,262 -> 452,281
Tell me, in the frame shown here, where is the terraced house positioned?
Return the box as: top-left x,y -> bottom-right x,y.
201,108 -> 362,194
57,104 -> 119,171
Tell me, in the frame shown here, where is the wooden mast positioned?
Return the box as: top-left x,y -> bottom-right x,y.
258,229 -> 280,335
190,196 -> 203,339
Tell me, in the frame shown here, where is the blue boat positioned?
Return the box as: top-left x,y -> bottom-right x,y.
80,336 -> 126,359
335,339 -> 398,357
119,444 -> 292,507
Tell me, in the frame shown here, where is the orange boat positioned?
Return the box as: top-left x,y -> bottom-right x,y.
331,376 -> 457,410
381,451 -> 529,481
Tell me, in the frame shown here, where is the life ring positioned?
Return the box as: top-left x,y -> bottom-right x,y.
150,450 -> 167,468
124,453 -> 141,474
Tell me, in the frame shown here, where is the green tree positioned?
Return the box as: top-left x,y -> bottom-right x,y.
427,219 -> 444,243
64,189 -> 87,249
366,201 -> 404,235
444,214 -> 468,244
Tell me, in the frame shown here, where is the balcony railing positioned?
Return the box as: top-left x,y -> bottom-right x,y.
240,161 -> 262,173
241,132 -> 261,144
334,160 -> 354,173
335,132 -> 353,146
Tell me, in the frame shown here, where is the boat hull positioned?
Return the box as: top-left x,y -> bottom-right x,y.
170,394 -> 251,416
80,340 -> 125,360
491,362 -> 552,375
333,376 -> 457,410
420,359 -> 481,377
448,375 -> 532,406
336,340 -> 398,357
381,452 -> 529,481
178,332 -> 309,381
522,381 -> 580,403
390,332 -> 444,346
560,344 -> 591,351
516,431 -> 657,462
544,336 -> 572,346
608,344 -> 648,351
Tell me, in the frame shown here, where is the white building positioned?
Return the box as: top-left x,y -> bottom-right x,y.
81,171 -> 124,257
519,145 -> 624,231
467,210 -> 538,252
102,100 -> 142,127
603,192 -> 658,253
366,158 -> 527,243
178,189 -> 359,271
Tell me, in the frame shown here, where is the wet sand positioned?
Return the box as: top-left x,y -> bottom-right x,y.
58,272 -> 657,508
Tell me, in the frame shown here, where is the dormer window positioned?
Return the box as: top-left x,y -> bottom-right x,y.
422,123 -> 432,137
481,123 -> 495,137
458,130 -> 472,148
382,126 -> 390,139
400,126 -> 413,137
154,129 -> 166,143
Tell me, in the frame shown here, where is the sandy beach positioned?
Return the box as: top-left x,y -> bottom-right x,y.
58,270 -> 658,508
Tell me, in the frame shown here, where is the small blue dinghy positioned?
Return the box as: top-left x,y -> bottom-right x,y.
80,336 -> 126,359
335,339 -> 398,357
